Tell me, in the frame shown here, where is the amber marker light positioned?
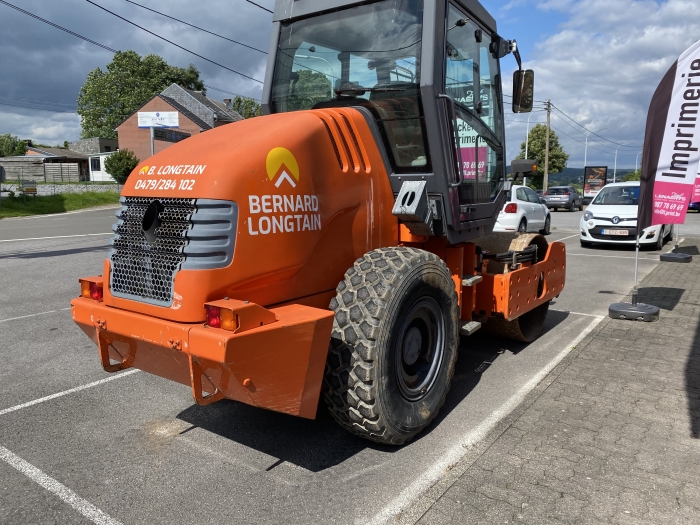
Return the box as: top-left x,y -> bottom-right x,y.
79,278 -> 103,302
205,305 -> 237,330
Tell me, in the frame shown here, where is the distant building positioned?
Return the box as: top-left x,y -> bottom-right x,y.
87,152 -> 116,182
116,84 -> 244,162
0,143 -> 89,182
68,138 -> 118,155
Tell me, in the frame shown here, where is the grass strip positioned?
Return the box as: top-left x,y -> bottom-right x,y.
0,191 -> 120,219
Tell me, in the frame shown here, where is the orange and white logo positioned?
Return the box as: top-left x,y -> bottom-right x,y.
266,147 -> 299,188
138,165 -> 150,175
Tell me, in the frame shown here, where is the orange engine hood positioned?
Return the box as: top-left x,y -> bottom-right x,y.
107,108 -> 398,322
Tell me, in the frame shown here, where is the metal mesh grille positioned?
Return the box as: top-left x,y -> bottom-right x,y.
110,197 -> 196,305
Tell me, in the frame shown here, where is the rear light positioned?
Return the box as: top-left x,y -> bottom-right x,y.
206,306 -> 221,328
205,305 -> 236,331
504,203 -> 518,213
543,192 -> 548,196
563,191 -> 570,195
79,278 -> 103,302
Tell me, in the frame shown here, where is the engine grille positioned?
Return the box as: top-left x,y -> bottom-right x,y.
110,197 -> 195,305
109,197 -> 237,307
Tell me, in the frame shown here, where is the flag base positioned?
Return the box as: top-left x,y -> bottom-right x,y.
609,302 -> 659,322
660,252 -> 692,263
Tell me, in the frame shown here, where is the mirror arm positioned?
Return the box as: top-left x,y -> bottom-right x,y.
509,40 -> 523,71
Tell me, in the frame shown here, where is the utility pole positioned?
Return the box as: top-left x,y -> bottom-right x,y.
543,99 -> 551,192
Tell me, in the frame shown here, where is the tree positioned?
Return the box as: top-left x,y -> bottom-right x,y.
104,149 -> 139,184
230,96 -> 262,119
288,70 -> 333,109
623,170 -> 641,181
13,141 -> 27,156
0,134 -> 20,157
77,50 -> 204,139
516,124 -> 569,188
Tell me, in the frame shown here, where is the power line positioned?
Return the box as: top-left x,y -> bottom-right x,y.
551,104 -> 641,148
204,84 -> 261,102
0,0 -> 117,53
550,124 -> 639,157
0,95 -> 77,110
86,0 -> 264,84
121,0 -> 267,54
0,101 -> 77,113
244,0 -> 273,14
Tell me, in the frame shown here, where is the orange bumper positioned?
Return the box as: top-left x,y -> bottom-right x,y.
70,298 -> 334,419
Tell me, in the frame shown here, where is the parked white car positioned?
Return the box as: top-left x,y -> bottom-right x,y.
579,181 -> 672,249
494,185 -> 551,235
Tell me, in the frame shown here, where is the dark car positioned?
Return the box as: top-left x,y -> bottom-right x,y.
689,201 -> 700,212
542,186 -> 583,211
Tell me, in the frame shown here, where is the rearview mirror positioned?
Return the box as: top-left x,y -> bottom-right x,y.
512,69 -> 534,113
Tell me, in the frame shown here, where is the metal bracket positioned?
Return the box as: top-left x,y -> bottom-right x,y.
189,354 -> 225,406
461,275 -> 483,287
96,329 -> 134,373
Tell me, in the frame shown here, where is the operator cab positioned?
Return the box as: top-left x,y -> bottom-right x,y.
263,0 -> 534,243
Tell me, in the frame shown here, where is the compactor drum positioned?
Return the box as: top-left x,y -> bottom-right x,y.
71,0 -> 566,445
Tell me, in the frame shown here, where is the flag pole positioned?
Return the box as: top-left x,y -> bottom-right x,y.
631,234 -> 640,306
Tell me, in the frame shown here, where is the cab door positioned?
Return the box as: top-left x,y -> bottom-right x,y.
442,2 -> 506,224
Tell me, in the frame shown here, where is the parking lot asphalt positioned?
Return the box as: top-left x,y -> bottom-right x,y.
0,207 -> 697,524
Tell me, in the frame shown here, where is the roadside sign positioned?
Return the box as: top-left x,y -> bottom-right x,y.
583,166 -> 608,203
138,112 -> 179,128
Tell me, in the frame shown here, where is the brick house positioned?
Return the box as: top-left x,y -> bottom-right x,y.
116,84 -> 244,162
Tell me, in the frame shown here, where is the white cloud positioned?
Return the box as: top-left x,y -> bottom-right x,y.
506,0 -> 700,168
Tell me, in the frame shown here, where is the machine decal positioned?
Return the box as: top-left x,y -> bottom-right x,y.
266,147 -> 300,188
134,179 -> 195,191
248,148 -> 320,235
138,165 -> 150,175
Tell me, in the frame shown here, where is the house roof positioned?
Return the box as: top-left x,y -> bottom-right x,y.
26,147 -> 88,159
115,94 -> 214,131
185,89 -> 244,122
158,95 -> 212,130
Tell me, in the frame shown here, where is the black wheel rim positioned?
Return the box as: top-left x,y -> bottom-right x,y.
394,297 -> 444,401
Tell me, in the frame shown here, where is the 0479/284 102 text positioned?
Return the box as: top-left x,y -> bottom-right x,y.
133,179 -> 195,191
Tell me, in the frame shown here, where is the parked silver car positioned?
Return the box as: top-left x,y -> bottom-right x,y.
542,186 -> 583,211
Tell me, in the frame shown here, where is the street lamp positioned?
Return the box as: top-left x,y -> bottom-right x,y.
524,111 -> 540,159
583,127 -> 606,169
296,55 -> 337,96
613,142 -> 632,183
636,151 -> 642,172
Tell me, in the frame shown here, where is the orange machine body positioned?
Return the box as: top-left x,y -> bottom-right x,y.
71,107 -> 565,419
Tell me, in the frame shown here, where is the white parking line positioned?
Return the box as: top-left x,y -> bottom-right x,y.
367,315 -> 604,525
0,370 -> 139,417
568,253 -> 658,260
0,307 -> 71,324
1,205 -> 120,221
0,233 -> 112,243
551,233 -> 579,241
0,445 -> 123,525
551,309 -> 605,319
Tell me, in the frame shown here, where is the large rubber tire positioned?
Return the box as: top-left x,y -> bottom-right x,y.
324,247 -> 460,445
540,215 -> 551,236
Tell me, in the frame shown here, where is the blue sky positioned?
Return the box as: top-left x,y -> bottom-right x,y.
1,0 -> 699,170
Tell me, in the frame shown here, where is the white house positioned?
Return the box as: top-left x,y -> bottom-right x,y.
88,152 -> 116,182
